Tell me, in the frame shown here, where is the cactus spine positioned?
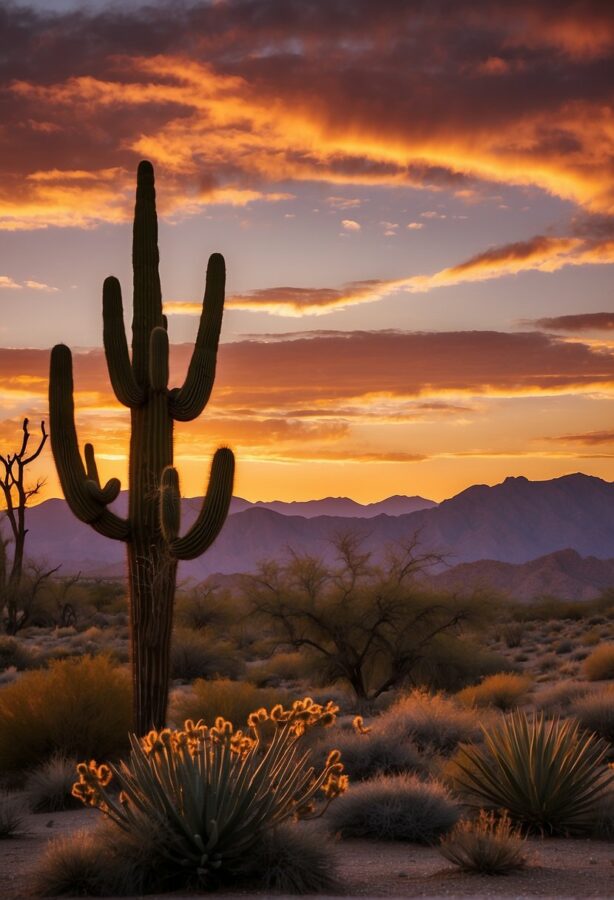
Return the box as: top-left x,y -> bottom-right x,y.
49,161 -> 235,733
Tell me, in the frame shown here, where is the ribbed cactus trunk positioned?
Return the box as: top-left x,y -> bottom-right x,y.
49,162 -> 235,733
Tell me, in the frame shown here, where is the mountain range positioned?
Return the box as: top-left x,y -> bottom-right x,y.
6,473 -> 614,599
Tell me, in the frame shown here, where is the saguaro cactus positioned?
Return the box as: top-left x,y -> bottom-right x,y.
49,161 -> 235,733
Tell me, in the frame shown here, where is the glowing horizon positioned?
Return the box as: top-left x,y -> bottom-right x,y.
1,1 -> 613,505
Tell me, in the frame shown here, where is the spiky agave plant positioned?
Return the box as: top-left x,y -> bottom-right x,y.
49,162 -> 234,732
450,710 -> 613,835
72,698 -> 347,884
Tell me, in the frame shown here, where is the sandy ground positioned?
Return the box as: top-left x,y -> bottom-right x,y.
1,808 -> 614,900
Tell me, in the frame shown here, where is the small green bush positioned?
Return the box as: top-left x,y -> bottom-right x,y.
25,755 -> 81,812
0,791 -> 24,838
327,773 -> 459,841
456,673 -> 532,710
377,689 -> 482,753
313,727 -> 424,781
411,635 -> 514,692
170,627 -> 245,681
448,711 -> 613,834
171,677 -> 290,728
234,822 -> 339,894
0,655 -> 131,772
584,644 -> 614,681
439,810 -> 527,875
573,686 -> 614,743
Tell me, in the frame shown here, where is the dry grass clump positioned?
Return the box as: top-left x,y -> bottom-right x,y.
456,673 -> 532,710
0,791 -> 24,837
233,822 -> 340,894
170,627 -> 245,681
327,773 -> 459,842
170,677 -> 291,728
35,818 -> 337,897
376,689 -> 482,753
0,655 -> 131,772
0,636 -> 39,671
584,644 -> 614,681
573,685 -> 614,743
33,821 -> 170,897
439,810 -> 527,875
313,727 -> 424,781
25,755 -> 81,812
534,680 -> 592,713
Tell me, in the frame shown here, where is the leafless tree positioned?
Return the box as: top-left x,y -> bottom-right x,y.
0,418 -> 50,632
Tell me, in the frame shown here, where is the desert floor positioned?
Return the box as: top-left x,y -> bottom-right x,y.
2,807 -> 613,900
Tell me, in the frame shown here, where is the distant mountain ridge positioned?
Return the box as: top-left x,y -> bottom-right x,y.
229,494 -> 437,517
6,475 -> 614,595
430,548 -> 614,602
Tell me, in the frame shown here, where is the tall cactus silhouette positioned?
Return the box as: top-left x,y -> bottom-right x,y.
49,161 -> 235,733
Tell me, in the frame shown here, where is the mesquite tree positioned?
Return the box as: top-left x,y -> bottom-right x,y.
49,161 -> 235,732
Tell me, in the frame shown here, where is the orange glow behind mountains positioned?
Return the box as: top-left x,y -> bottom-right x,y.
0,0 -> 613,503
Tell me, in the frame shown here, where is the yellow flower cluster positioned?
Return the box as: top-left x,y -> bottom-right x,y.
248,697 -> 339,735
71,759 -> 113,809
321,749 -> 349,800
140,717 -> 257,760
352,715 -> 372,735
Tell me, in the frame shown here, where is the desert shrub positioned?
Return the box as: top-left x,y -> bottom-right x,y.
313,727 -> 424,781
0,791 -> 23,837
448,711 -> 613,834
170,627 -> 245,681
456,673 -> 532,711
501,623 -> 524,648
72,698 -> 347,888
536,653 -> 558,673
248,651 -> 316,687
584,644 -> 614,681
534,681 -> 592,712
592,784 -> 614,839
233,822 -> 339,894
0,636 -> 39,671
33,821 -> 171,897
411,635 -> 514,693
573,686 -> 614,743
376,689 -> 482,753
555,639 -> 573,655
0,655 -> 131,772
170,677 -> 290,728
327,773 -> 458,841
25,755 -> 81,812
36,817 -> 337,896
439,810 -> 527,875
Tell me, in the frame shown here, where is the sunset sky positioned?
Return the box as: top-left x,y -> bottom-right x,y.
1,0 -> 613,503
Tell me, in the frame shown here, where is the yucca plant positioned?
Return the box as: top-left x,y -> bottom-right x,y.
439,810 -> 527,875
450,710 -> 613,834
72,697 -> 347,884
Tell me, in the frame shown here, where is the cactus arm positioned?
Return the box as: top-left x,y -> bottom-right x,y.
49,344 -> 130,541
102,276 -> 144,408
84,442 -> 121,505
169,447 -> 234,560
169,253 -> 225,422
132,160 -> 163,385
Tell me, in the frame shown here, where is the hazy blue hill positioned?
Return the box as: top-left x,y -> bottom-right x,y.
13,473 -> 614,583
